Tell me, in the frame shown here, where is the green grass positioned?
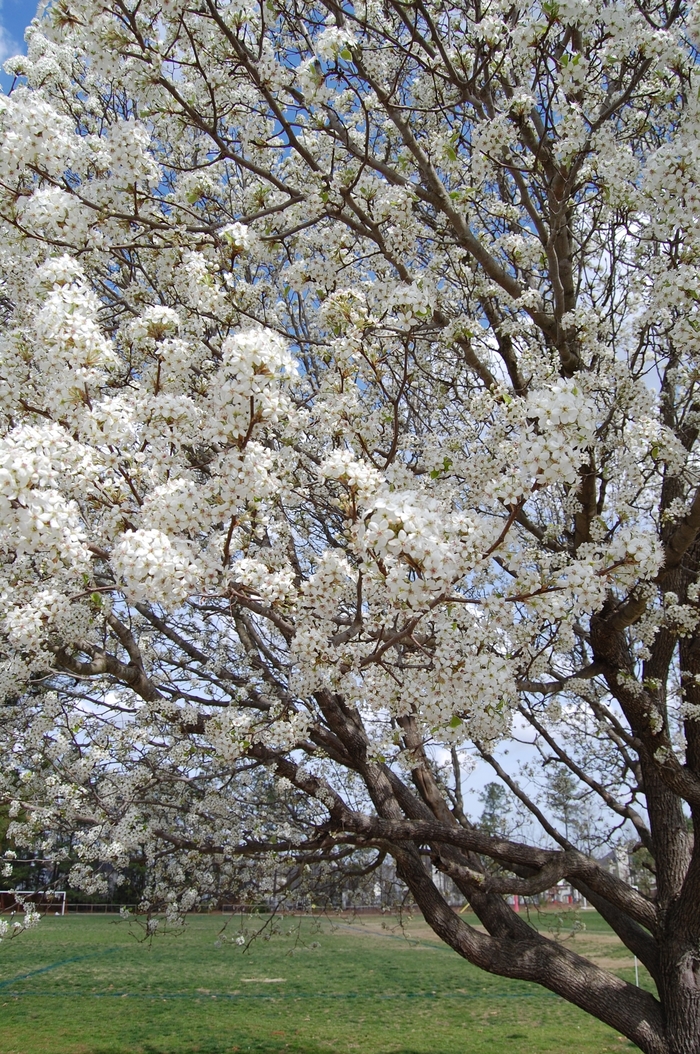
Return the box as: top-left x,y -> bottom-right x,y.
0,911 -> 645,1054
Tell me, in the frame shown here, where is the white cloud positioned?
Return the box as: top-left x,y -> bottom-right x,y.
0,2 -> 21,67
0,30 -> 16,65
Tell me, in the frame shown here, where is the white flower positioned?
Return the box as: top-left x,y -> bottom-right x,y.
315,26 -> 355,60
112,529 -> 201,606
220,222 -> 253,253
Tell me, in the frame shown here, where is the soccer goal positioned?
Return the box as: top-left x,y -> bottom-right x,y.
0,890 -> 67,915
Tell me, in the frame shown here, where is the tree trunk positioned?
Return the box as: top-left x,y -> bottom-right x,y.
659,939 -> 700,1054
393,847 -> 668,1054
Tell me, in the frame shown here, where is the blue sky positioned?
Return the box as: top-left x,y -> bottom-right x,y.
0,0 -> 38,90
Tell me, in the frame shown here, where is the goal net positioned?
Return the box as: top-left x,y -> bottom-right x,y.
0,890 -> 67,915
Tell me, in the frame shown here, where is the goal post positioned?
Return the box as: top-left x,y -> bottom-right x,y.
0,890 -> 67,915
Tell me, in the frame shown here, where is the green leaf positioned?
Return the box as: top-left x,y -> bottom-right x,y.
449,715 -> 462,728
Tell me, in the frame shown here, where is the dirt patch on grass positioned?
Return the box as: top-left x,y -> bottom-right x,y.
330,915 -> 645,979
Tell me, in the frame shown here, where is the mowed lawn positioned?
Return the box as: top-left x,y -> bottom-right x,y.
0,911 -> 649,1054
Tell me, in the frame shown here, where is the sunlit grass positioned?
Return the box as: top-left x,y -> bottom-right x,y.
0,911 -> 645,1053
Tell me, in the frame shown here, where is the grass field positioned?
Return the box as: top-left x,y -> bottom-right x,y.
0,910 -> 652,1054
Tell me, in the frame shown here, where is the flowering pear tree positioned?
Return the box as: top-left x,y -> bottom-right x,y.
2,0 -> 700,1049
